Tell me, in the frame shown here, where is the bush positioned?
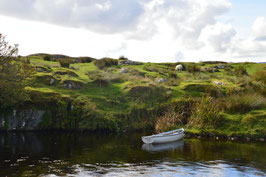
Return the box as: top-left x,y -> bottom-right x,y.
186,64 -> 200,73
155,106 -> 184,133
80,57 -> 96,63
252,70 -> 266,84
223,93 -> 266,113
168,71 -> 178,78
92,78 -> 110,87
94,58 -> 118,69
189,96 -> 222,128
43,55 -> 51,61
59,58 -> 71,68
234,65 -> 248,76
118,55 -> 128,60
87,70 -> 104,80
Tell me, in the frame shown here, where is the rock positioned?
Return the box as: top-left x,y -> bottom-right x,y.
120,68 -> 129,73
259,138 -> 265,142
36,66 -> 48,72
209,67 -> 217,72
157,78 -> 167,83
62,80 -> 83,89
50,78 -> 55,85
197,136 -> 201,139
246,137 -> 251,141
213,81 -> 226,86
118,60 -> 142,65
200,67 -> 208,72
217,65 -> 225,69
0,109 -> 45,130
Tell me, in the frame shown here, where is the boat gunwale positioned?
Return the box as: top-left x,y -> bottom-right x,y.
142,128 -> 184,139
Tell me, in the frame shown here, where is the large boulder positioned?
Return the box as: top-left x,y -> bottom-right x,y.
118,60 -> 142,65
61,80 -> 83,89
156,78 -> 167,83
120,68 -> 129,73
213,81 -> 226,86
0,109 -> 45,130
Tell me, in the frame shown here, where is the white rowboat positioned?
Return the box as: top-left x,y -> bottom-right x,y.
142,128 -> 184,144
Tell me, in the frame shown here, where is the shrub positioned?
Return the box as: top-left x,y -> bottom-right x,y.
126,84 -> 171,103
94,58 -> 118,69
186,64 -> 200,73
234,65 -> 248,76
189,96 -> 222,128
241,114 -> 256,125
168,71 -> 178,78
80,57 -> 96,63
118,55 -> 128,60
43,55 -> 51,61
155,106 -> 185,133
252,70 -> 266,84
223,93 -> 266,113
87,70 -> 103,80
59,58 -> 71,68
92,78 -> 110,87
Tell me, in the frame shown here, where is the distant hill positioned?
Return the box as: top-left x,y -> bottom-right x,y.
28,53 -> 97,63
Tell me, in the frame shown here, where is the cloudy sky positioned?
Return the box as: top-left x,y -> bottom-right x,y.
0,0 -> 266,62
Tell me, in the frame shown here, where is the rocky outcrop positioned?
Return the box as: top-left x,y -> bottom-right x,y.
156,78 -> 167,83
118,60 -> 142,65
120,68 -> 129,73
0,109 -> 45,130
213,81 -> 226,86
61,80 -> 83,89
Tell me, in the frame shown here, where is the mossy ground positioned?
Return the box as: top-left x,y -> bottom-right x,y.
13,56 -> 266,138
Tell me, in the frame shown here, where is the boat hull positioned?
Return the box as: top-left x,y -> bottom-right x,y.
142,128 -> 184,144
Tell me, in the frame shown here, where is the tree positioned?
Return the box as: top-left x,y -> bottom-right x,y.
0,33 -> 34,108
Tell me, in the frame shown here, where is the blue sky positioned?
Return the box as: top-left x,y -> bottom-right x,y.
0,0 -> 265,62
225,0 -> 266,36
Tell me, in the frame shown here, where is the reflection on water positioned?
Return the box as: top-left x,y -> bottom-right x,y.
0,131 -> 265,176
142,140 -> 184,152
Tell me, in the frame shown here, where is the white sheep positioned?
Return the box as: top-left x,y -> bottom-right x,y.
175,64 -> 183,72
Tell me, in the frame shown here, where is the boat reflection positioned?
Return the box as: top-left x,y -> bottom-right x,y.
142,140 -> 184,152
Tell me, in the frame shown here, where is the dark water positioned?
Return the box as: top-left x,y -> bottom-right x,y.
0,132 -> 265,177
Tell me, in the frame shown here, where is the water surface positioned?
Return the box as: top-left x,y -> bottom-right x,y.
0,132 -> 265,176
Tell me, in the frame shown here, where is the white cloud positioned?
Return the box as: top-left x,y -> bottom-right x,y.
0,0 -> 266,62
0,0 -> 144,33
199,22 -> 236,52
252,17 -> 266,40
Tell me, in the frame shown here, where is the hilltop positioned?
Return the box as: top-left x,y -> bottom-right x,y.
0,54 -> 265,140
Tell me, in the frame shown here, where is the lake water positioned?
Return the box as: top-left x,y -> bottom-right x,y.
0,132 -> 265,177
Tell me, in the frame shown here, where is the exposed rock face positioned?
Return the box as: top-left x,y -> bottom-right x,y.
120,68 -> 129,73
50,78 -> 55,85
200,67 -> 218,72
217,65 -> 225,69
61,80 -> 83,89
0,109 -> 45,130
213,81 -> 226,86
156,78 -> 167,83
118,60 -> 142,65
36,66 -> 48,72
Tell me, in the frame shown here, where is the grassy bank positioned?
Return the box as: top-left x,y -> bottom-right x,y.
1,55 -> 266,139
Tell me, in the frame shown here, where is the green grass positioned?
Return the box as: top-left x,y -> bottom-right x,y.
12,57 -> 265,135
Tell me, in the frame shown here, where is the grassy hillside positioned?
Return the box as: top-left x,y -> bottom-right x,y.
2,55 -> 266,139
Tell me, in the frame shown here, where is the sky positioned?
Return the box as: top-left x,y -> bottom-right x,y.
0,0 -> 266,62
